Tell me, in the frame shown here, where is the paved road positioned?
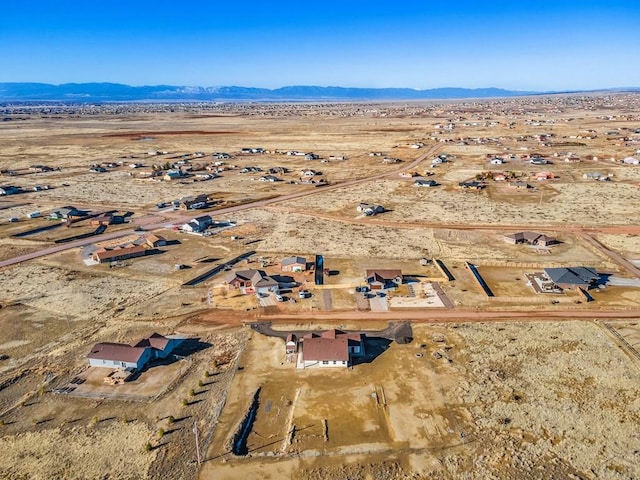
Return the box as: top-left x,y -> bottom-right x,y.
0,228 -> 136,268
0,145 -> 442,269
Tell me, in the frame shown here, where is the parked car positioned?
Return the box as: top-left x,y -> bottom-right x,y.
299,290 -> 311,299
275,294 -> 284,302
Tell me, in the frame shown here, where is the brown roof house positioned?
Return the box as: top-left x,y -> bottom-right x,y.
92,245 -> 148,263
87,333 -> 184,370
300,330 -> 364,368
504,231 -> 557,247
146,234 -> 167,248
365,269 -> 403,290
281,256 -> 307,272
225,269 -> 279,295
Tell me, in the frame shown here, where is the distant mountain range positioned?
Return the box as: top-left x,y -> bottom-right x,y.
0,82 -> 637,102
0,82 -> 539,102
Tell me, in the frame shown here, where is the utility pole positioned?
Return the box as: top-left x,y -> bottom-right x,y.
193,420 -> 201,466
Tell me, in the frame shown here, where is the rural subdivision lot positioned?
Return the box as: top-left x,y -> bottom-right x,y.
1,95 -> 640,479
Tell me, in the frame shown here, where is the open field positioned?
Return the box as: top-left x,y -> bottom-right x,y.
1,95 -> 640,479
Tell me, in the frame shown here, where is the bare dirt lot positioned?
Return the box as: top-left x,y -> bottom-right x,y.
201,321 -> 640,480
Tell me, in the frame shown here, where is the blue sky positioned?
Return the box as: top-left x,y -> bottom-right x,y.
1,1 -> 638,90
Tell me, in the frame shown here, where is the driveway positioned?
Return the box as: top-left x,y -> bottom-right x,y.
369,293 -> 388,312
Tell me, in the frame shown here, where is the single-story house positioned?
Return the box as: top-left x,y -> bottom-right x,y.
490,158 -> 504,165
87,332 -> 184,370
543,266 -> 599,290
146,234 -> 167,248
93,245 -> 148,263
365,269 -> 403,290
504,231 -> 557,246
534,172 -> 555,181
49,206 -> 87,220
259,175 -> 280,182
281,256 -> 307,272
458,181 -> 485,190
357,203 -> 384,216
300,329 -> 364,368
225,269 -> 279,294
414,179 -> 439,187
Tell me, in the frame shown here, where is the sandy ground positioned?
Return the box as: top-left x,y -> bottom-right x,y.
200,321 -> 640,480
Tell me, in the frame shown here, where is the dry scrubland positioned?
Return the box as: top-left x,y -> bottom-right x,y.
0,95 -> 640,479
203,322 -> 640,480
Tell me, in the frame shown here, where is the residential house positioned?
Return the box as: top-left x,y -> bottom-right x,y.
458,181 -> 485,190
281,256 -> 307,272
300,169 -> 318,177
530,157 -> 548,165
534,172 -> 555,181
163,169 -> 184,181
365,269 -> 403,290
543,266 -> 599,290
503,231 -> 557,246
92,245 -> 148,263
259,175 -> 280,182
49,206 -> 87,220
225,269 -> 279,295
414,179 -> 439,187
357,203 -> 384,216
87,332 -> 184,370
146,234 -> 167,248
299,329 -> 364,368
181,215 -> 213,233
490,158 -> 504,165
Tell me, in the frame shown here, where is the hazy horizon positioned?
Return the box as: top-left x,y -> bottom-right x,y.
1,1 -> 638,91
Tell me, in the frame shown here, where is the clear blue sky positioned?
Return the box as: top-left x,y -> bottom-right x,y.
1,0 -> 638,91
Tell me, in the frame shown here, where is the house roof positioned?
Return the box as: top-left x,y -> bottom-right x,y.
225,269 -> 278,287
302,329 -> 362,362
146,234 -> 165,244
133,332 -> 171,350
87,343 -> 148,363
93,245 -> 147,262
544,267 -> 598,287
282,256 -> 307,266
365,269 -> 402,283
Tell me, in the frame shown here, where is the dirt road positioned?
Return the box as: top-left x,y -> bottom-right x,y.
0,145 -> 442,269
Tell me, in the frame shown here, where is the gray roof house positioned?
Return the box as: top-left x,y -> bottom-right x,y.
87,333 -> 184,370
281,256 -> 307,272
544,267 -> 599,289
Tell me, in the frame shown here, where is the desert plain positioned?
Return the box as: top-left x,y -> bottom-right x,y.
0,94 -> 640,479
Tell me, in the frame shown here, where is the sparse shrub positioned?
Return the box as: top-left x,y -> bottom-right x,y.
167,416 -> 175,425
144,441 -> 152,452
91,416 -> 99,425
198,380 -> 203,387
181,399 -> 188,407
157,428 -> 165,438
121,416 -> 128,425
189,389 -> 195,397
204,371 -> 210,378
0,419 -> 5,427
211,360 -> 218,369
